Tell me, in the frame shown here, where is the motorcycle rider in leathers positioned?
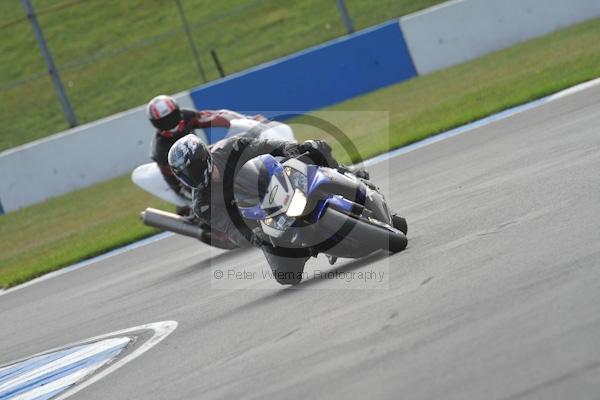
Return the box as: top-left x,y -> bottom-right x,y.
146,94 -> 266,214
167,133 -> 367,285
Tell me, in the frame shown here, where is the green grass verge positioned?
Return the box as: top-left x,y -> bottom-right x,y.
0,0 -> 444,152
0,175 -> 171,288
1,18 -> 599,288
292,18 -> 600,160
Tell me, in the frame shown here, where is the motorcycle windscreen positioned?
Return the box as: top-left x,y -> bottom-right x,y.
234,154 -> 292,220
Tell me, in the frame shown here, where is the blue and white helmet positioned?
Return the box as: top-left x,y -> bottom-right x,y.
168,134 -> 213,189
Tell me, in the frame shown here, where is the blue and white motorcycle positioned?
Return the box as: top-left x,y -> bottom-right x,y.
234,153 -> 408,264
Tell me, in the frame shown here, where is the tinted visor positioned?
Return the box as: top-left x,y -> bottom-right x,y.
179,160 -> 212,189
174,157 -> 212,189
151,109 -> 181,131
168,137 -> 212,189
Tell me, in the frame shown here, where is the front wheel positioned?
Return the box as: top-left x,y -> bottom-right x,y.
388,230 -> 407,253
392,214 -> 408,235
317,208 -> 408,256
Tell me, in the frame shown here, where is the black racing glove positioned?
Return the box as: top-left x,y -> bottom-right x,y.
282,143 -> 305,158
283,140 -> 331,158
303,139 -> 332,153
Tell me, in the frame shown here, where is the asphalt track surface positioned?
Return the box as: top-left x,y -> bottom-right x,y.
2,84 -> 600,400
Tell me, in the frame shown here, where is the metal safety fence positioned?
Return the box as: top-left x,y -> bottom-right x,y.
0,0 -> 443,151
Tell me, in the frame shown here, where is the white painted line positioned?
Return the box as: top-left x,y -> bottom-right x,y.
53,320 -> 178,400
0,363 -> 12,373
364,77 -> 600,167
0,337 -> 130,392
11,360 -> 108,400
2,76 -> 599,295
0,321 -> 178,400
547,77 -> 600,101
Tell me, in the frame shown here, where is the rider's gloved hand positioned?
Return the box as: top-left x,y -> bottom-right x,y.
284,140 -> 331,159
298,140 -> 332,156
282,143 -> 304,158
304,139 -> 331,151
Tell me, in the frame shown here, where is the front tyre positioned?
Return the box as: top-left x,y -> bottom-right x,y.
388,230 -> 407,253
317,208 -> 408,257
391,214 -> 408,235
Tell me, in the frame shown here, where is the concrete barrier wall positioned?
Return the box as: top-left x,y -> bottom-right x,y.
0,92 -> 195,214
400,0 -> 600,75
2,0 -> 600,214
0,21 -> 415,213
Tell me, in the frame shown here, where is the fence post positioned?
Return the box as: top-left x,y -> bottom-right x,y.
22,0 -> 78,128
175,0 -> 207,83
210,49 -> 226,78
336,0 -> 354,34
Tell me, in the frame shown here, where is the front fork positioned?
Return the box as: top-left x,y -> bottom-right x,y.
312,167 -> 392,225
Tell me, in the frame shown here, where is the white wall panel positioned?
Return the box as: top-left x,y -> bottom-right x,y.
401,0 -> 600,75
0,91 -> 194,212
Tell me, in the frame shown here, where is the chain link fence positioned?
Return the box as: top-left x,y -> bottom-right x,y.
0,0 -> 443,151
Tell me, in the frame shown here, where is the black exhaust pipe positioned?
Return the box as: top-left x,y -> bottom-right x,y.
140,208 -> 204,240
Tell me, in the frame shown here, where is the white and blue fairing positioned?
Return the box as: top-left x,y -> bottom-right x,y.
235,155 -> 317,238
235,155 -> 294,220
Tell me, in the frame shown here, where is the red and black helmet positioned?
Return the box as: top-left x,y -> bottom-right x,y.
146,95 -> 182,131
168,134 -> 213,189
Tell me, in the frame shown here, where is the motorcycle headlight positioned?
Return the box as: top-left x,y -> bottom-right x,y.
286,189 -> 307,217
285,167 -> 308,193
283,167 -> 308,217
264,214 -> 295,231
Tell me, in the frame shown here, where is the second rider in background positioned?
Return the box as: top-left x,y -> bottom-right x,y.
146,94 -> 266,215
